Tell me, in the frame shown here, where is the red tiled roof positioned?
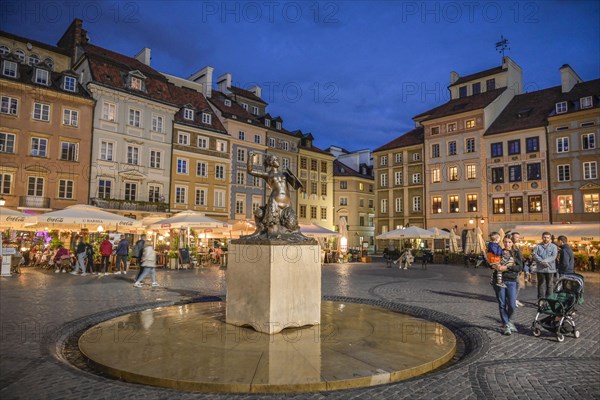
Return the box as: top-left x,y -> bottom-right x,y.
449,66 -> 505,87
208,90 -> 260,124
548,78 -> 600,117
485,86 -> 563,136
169,85 -> 227,133
414,88 -> 506,122
373,127 -> 424,153
333,160 -> 373,179
229,85 -> 267,104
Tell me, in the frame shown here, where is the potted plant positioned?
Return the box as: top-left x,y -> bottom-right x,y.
167,250 -> 179,269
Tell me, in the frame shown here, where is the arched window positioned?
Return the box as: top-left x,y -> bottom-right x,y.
28,54 -> 39,66
43,57 -> 54,70
14,50 -> 25,62
0,46 -> 9,55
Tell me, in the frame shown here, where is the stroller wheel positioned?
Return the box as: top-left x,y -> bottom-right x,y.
574,330 -> 580,338
532,327 -> 541,337
556,333 -> 565,342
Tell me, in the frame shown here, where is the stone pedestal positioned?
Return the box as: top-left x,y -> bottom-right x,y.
226,242 -> 321,334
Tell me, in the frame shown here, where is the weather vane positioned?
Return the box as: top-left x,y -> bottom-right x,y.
496,35 -> 510,58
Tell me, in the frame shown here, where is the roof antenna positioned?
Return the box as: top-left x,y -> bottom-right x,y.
496,35 -> 510,60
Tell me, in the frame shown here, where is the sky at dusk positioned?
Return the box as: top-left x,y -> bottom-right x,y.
2,0 -> 599,151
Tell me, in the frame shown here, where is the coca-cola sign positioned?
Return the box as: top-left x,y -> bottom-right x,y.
46,217 -> 64,223
118,221 -> 134,226
6,216 -> 25,222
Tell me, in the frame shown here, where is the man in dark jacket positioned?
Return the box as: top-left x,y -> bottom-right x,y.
115,235 -> 130,275
132,234 -> 147,281
556,235 -> 574,276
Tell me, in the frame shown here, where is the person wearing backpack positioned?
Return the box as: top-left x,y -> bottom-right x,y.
132,234 -> 147,281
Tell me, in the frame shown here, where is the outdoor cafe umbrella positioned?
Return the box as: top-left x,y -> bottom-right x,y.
449,228 -> 460,253
33,204 -> 141,231
0,207 -> 36,230
475,226 -> 486,254
148,211 -> 227,231
464,229 -> 474,254
498,228 -> 505,242
299,223 -> 340,237
375,226 -> 435,240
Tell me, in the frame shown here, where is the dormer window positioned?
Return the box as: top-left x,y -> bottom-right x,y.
556,101 -> 568,114
265,119 -> 271,127
28,54 -> 40,66
224,99 -> 231,107
201,113 -> 211,124
14,50 -> 25,62
580,96 -> 593,109
130,76 -> 142,90
183,108 -> 194,121
0,46 -> 9,55
34,68 -> 49,85
43,58 -> 54,70
3,60 -> 17,78
63,76 -> 77,92
459,86 -> 467,98
251,106 -> 259,115
276,121 -> 282,130
241,103 -> 248,111
486,78 -> 495,91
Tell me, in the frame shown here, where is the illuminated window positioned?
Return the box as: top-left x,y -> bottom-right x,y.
528,195 -> 542,213
584,194 -> 599,213
557,195 -> 573,214
510,197 -> 523,214
493,198 -> 505,214
432,196 -> 442,214
449,195 -> 459,213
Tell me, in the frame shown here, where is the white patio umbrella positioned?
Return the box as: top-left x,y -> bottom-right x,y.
498,228 -> 505,242
227,220 -> 256,239
475,227 -> 486,254
33,204 -> 141,231
299,223 -> 340,237
449,228 -> 460,253
464,230 -> 474,254
148,211 -> 228,231
0,207 -> 37,230
428,227 -> 450,239
376,226 -> 435,240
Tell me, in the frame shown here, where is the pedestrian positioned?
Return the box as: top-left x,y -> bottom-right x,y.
53,244 -> 70,273
115,234 -> 130,275
589,255 -> 596,272
533,231 -> 558,301
487,232 -> 505,287
491,235 -> 522,335
132,234 -> 147,281
99,235 -> 113,276
85,241 -> 96,274
511,232 -> 525,307
556,235 -> 574,277
133,243 -> 159,288
71,237 -> 88,275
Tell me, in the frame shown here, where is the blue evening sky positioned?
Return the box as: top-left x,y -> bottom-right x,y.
2,0 -> 599,152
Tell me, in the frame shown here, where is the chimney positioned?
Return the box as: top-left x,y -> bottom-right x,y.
134,48 -> 151,66
450,71 -> 459,85
559,64 -> 582,93
189,66 -> 214,97
57,19 -> 88,65
249,85 -> 262,98
217,73 -> 232,93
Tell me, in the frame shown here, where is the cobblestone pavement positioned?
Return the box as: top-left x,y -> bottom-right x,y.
1,261 -> 599,399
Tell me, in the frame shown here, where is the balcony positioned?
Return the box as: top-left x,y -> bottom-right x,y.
18,196 -> 51,209
91,198 -> 169,213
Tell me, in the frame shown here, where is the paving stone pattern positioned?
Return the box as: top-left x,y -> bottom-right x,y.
1,261 -> 598,399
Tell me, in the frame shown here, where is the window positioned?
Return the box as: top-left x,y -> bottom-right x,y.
412,196 -> 421,212
268,138 -> 276,147
252,106 -> 259,115
359,182 -> 364,191
380,173 -> 387,187
412,173 -> 421,184
63,109 -> 78,126
196,161 -> 207,177
448,167 -> 458,181
526,137 -> 539,153
466,164 -> 477,179
527,163 -> 541,180
310,206 -> 317,219
449,195 -> 459,213
60,142 -> 78,161
432,196 -> 442,214
486,78 -> 495,91
254,134 -> 261,144
102,102 -> 116,121
510,197 -> 523,213
241,103 -> 248,111
580,96 -> 593,109
31,138 -> 47,157
98,180 -> 111,199
508,165 -> 522,182
394,153 -> 402,163
447,123 -> 457,133
359,215 -> 365,226
472,82 -> 481,95
557,164 -> 570,182
148,185 -> 160,203
319,161 -> 327,173
300,157 -> 307,169
276,121 -> 282,130
214,190 -> 225,208
215,164 -> 224,179
583,161 -> 597,180
368,199 -> 374,208
63,76 -> 76,92
340,197 -> 348,206
178,133 -> 189,145
201,113 -> 211,124
195,188 -> 207,206
100,141 -> 114,161
14,50 -> 25,62
151,115 -> 163,132
237,148 -> 245,162
253,176 -> 262,187
33,102 -> 50,121
431,144 -> 440,158
1,96 -> 18,115
184,108 -> 194,120
224,99 -> 232,107
492,167 -> 504,183
128,109 -> 141,127
395,197 -> 403,213
557,195 -> 573,214
465,138 -> 475,153
282,141 -> 289,151
175,187 -> 187,204
216,140 -> 227,152
528,195 -> 542,213
0,174 -> 12,194
380,155 -> 387,166
448,141 -> 457,156
431,126 -> 440,135
467,194 -> 478,212
508,140 -> 520,155
27,177 -> 43,196
235,199 -> 245,214
432,168 -> 440,183
300,205 -> 307,218
58,180 -> 74,199
3,60 -> 17,77
34,68 -> 49,85
459,86 -> 467,98
466,119 -> 475,129
584,194 -> 599,213
150,150 -> 162,169
493,198 -> 505,214
283,158 -> 290,169
340,181 -> 348,189
380,199 -> 388,214
310,181 -> 317,195
321,182 -> 327,196
238,131 -> 245,140
555,101 -> 567,114
44,58 -> 53,69
264,119 -> 271,127
177,158 -> 188,174
0,46 -> 8,55
582,133 -> 596,150
127,146 -> 139,165
556,137 -> 569,153
394,171 -> 403,185
130,76 -> 142,90
0,133 -> 15,153
412,152 -> 421,161
491,142 -> 503,157
236,171 -> 245,185
320,207 -> 327,220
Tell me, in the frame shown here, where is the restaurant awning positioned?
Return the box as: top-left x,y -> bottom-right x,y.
513,224 -> 600,242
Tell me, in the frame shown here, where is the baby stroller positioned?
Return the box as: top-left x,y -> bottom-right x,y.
531,273 -> 584,342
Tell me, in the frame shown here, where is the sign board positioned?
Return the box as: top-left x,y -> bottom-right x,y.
2,248 -> 16,255
161,223 -> 171,228
179,248 -> 190,264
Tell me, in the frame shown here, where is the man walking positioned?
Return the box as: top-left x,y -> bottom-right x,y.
533,232 -> 558,301
132,234 -> 147,281
71,237 -> 88,276
511,232 -> 525,307
115,235 -> 130,275
556,235 -> 574,277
